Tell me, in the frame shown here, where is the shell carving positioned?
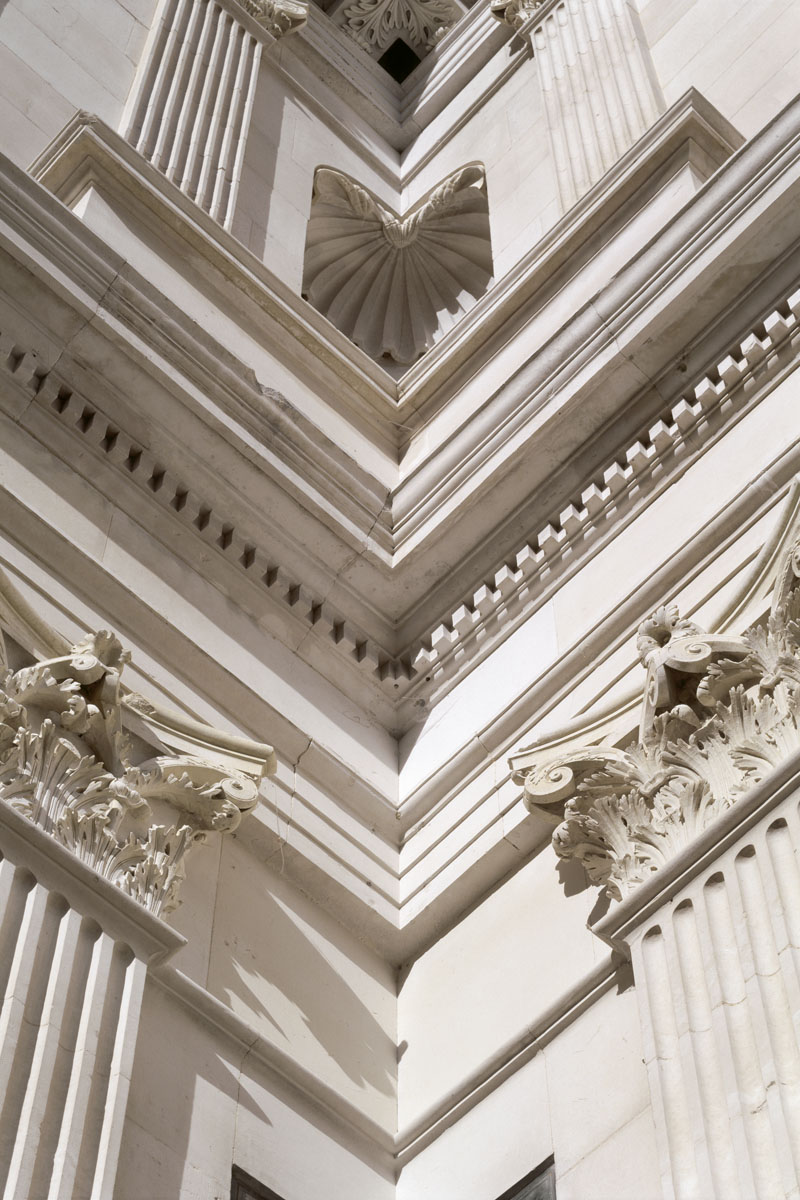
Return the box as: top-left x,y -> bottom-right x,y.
302,165 -> 493,365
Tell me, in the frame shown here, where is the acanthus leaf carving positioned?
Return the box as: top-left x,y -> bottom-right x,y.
489,0 -> 543,32
0,629 -> 271,916
239,0 -> 309,37
335,0 -> 462,55
514,540 -> 800,901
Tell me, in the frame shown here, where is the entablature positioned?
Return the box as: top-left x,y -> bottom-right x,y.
14,93 -> 799,688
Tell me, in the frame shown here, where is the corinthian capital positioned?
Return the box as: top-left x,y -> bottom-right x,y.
0,629 -> 272,916
240,0 -> 308,37
513,540 -> 800,901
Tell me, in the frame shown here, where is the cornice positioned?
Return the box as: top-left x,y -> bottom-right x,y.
5,108 -> 800,722
403,286 -> 800,694
28,114 -> 401,430
3,411 -> 800,963
5,264 -> 799,734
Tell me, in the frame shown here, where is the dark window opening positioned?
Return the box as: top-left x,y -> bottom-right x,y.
496,1157 -> 557,1200
378,38 -> 421,84
231,1166 -> 286,1200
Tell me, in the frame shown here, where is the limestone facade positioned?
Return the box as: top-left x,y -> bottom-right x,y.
1,0 -> 800,1197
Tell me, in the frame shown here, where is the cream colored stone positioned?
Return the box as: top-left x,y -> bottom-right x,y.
2,0 -> 800,1195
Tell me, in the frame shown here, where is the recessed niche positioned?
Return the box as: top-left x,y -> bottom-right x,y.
302,164 -> 493,366
378,38 -> 421,83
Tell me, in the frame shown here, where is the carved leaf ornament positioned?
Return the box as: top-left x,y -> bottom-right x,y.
0,631 -> 264,916
338,0 -> 462,53
302,165 -> 493,364
516,543 -> 800,901
240,0 -> 309,37
489,0 -> 544,32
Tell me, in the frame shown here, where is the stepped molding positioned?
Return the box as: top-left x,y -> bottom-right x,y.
2,282 -> 800,703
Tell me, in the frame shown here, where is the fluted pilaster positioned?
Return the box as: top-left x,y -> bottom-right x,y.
492,0 -> 664,210
121,0 -> 306,230
514,538 -> 800,1198
0,603 -> 273,1199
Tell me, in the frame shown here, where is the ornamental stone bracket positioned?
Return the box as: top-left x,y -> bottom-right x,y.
0,628 -> 273,918
514,541 -> 800,1199
302,164 -> 493,363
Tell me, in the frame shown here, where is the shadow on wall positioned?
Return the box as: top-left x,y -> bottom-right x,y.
118,975 -> 396,1198
212,861 -> 396,1102
232,73 -> 293,264
116,983 -> 271,1200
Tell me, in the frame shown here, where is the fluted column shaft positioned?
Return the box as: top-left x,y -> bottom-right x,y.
607,788 -> 800,1200
121,0 -> 267,230
0,803 -> 182,1200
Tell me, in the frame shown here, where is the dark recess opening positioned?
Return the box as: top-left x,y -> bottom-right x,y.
378,38 -> 420,83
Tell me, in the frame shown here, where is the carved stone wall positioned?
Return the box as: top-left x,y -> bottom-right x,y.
122,0 -> 307,230
492,0 -> 664,210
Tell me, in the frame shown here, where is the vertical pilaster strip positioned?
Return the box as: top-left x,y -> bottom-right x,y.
120,0 -> 306,231
224,38 -> 263,230
0,872 -> 153,1200
89,949 -> 148,1200
48,932 -> 116,1200
514,0 -> 665,211
629,834 -> 800,1199
636,925 -> 700,1199
3,907 -> 85,1199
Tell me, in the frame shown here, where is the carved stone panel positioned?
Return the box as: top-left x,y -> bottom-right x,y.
303,164 -> 492,364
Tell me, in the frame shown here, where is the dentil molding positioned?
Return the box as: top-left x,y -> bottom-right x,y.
0,626 -> 273,916
516,538 -> 800,901
2,264 -> 799,711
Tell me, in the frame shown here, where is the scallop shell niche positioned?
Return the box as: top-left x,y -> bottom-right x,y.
302,164 -> 493,365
